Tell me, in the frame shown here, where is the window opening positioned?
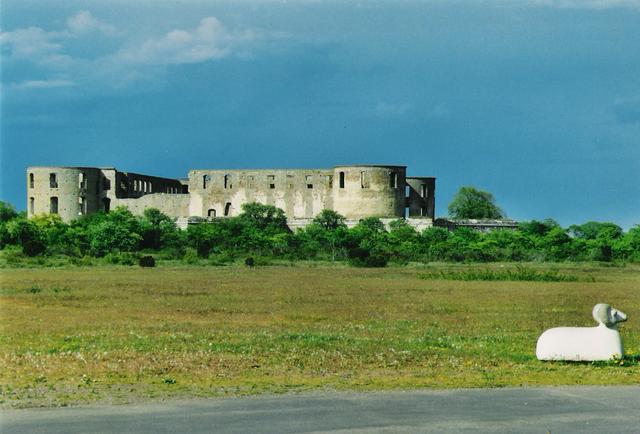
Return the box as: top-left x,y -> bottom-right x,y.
306,175 -> 313,189
102,177 -> 111,190
224,174 -> 230,189
49,173 -> 58,188
224,202 -> 231,216
50,197 -> 58,214
203,175 -> 210,189
405,185 -> 410,197
78,197 -> 86,215
421,184 -> 427,198
360,171 -> 370,188
29,173 -> 34,188
389,172 -> 398,188
29,197 -> 35,214
103,198 -> 111,213
268,175 -> 275,189
79,172 -> 86,189
208,209 -> 216,217
339,172 -> 345,188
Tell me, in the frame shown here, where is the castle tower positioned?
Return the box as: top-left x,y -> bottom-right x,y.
27,167 -> 102,222
331,165 -> 406,219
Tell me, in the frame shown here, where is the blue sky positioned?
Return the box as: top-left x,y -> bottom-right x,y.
2,0 -> 639,228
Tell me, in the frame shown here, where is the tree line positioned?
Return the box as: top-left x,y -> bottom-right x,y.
1,200 -> 639,266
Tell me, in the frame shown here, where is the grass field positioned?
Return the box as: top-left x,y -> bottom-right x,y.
1,263 -> 639,408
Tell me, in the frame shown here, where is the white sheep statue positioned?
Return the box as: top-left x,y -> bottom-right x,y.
536,303 -> 628,361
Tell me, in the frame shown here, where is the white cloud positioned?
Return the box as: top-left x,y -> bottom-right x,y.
0,26 -> 62,58
1,13 -> 278,91
13,79 -> 74,89
66,10 -> 118,36
115,17 -> 260,65
0,11 -> 117,70
0,26 -> 75,70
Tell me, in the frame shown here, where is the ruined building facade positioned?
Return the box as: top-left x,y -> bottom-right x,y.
26,165 -> 435,228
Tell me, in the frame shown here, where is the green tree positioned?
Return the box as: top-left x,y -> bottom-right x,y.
238,203 -> 289,234
6,217 -> 45,256
296,210 -> 350,261
347,218 -> 390,267
568,222 -> 623,240
448,186 -> 504,219
613,225 -> 640,262
387,219 -> 419,264
186,221 -> 222,257
30,214 -> 78,256
0,201 -> 19,223
140,208 -> 181,250
419,226 -> 451,260
87,207 -> 142,256
235,203 -> 292,256
518,219 -> 559,236
313,209 -> 346,230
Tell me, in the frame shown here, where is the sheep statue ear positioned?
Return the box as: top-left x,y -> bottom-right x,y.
592,303 -> 628,326
592,303 -> 612,326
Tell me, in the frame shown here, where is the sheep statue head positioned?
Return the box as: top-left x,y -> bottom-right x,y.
593,303 -> 627,328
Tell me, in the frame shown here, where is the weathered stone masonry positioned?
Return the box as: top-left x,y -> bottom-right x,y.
26,165 -> 435,228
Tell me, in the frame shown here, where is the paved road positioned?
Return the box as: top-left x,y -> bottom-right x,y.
2,386 -> 639,433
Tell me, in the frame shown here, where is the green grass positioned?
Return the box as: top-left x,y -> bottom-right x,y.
0,263 -> 638,408
419,266 -> 583,282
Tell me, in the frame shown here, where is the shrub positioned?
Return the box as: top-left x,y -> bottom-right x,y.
182,248 -> 200,264
103,252 -> 138,266
0,201 -> 18,223
139,255 -> 156,267
68,256 -> 95,266
23,239 -> 45,257
27,286 -> 42,294
208,252 -> 235,266
348,247 -> 389,268
245,257 -> 255,267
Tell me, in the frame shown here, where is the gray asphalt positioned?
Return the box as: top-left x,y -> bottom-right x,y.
2,386 -> 639,433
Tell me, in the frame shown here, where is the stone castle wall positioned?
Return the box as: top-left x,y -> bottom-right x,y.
189,168 -> 334,219
188,165 -> 408,220
111,194 -> 190,218
26,165 -> 436,228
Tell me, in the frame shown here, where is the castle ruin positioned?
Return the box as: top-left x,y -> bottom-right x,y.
26,165 -> 435,229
